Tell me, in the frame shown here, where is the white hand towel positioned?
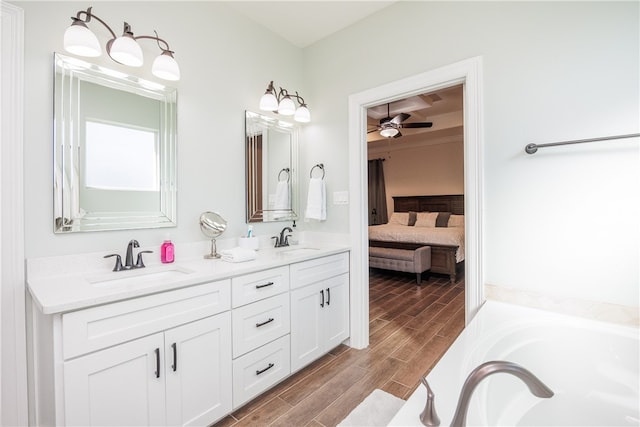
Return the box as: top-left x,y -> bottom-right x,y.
273,181 -> 290,211
305,177 -> 326,221
220,247 -> 257,263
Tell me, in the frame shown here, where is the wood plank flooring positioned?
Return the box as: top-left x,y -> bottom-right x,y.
214,269 -> 465,427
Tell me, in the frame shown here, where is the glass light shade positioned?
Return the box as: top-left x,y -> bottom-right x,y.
278,96 -> 296,115
64,24 -> 101,57
109,35 -> 143,67
380,127 -> 399,138
152,52 -> 180,81
259,92 -> 278,111
294,105 -> 311,123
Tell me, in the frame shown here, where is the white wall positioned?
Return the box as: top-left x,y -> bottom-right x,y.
16,1 -> 305,258
303,2 -> 639,310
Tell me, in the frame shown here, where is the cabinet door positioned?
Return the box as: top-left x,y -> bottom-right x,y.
290,282 -> 323,372
165,313 -> 232,427
323,273 -> 350,350
64,333 -> 165,426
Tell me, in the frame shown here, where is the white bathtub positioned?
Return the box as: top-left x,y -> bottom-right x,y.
389,300 -> 640,426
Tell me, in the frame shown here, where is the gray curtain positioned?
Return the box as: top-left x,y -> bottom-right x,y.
368,159 -> 388,225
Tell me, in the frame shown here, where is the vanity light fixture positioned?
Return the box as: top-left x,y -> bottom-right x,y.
259,81 -> 311,123
63,7 -> 180,81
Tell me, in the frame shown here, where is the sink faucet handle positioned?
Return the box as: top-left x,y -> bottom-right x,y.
271,236 -> 279,247
135,250 -> 154,268
419,376 -> 440,426
104,254 -> 124,272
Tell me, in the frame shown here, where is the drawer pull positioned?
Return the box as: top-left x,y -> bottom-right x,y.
320,289 -> 325,308
154,348 -> 160,378
171,342 -> 177,372
256,363 -> 275,375
255,281 -> 275,289
256,317 -> 275,328
326,287 -> 331,306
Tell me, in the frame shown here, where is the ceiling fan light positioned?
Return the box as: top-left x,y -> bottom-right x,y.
152,51 -> 180,81
294,105 -> 311,123
109,34 -> 143,67
380,127 -> 399,138
259,92 -> 278,111
278,96 -> 296,115
64,22 -> 101,57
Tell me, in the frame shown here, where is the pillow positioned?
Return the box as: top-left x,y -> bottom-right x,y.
414,212 -> 438,227
436,212 -> 451,227
408,211 -> 417,226
448,214 -> 465,227
388,212 -> 409,226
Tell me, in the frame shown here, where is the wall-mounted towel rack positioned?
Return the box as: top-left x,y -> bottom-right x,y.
525,133 -> 639,154
310,163 -> 325,179
278,168 -> 290,182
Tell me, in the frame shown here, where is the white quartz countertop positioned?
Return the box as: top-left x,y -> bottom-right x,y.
27,245 -> 350,315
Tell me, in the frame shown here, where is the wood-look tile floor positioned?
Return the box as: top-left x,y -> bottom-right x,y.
214,269 -> 465,427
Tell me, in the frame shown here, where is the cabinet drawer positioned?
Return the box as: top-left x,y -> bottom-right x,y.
231,266 -> 289,308
232,293 -> 290,358
232,335 -> 290,409
290,252 -> 349,289
62,280 -> 231,360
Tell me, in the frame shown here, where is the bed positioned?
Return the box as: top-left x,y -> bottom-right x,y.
369,195 -> 464,283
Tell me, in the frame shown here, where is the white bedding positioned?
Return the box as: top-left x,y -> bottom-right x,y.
368,223 -> 465,262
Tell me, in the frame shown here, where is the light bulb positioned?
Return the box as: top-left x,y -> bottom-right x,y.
278,96 -> 296,115
64,23 -> 101,57
109,35 -> 143,67
294,105 -> 311,123
259,92 -> 278,111
152,51 -> 180,81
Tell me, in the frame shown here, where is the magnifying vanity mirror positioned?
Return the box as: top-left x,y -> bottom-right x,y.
53,52 -> 177,233
199,211 -> 227,259
245,111 -> 299,223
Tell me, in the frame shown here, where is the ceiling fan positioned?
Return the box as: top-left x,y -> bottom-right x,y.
368,103 -> 433,138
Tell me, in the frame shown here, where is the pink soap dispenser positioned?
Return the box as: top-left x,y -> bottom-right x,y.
161,239 -> 175,263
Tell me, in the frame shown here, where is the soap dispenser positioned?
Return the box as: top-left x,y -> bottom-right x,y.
161,239 -> 175,263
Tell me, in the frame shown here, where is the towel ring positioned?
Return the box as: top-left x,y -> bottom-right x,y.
278,168 -> 290,183
310,163 -> 325,179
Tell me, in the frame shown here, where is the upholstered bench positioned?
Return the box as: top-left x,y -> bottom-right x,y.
369,246 -> 431,284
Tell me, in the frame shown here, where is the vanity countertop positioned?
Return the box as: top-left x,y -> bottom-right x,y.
27,245 -> 350,315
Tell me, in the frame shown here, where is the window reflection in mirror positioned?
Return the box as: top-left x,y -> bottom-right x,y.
245,111 -> 298,223
53,53 -> 177,233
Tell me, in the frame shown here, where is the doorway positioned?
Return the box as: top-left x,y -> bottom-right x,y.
347,57 -> 485,349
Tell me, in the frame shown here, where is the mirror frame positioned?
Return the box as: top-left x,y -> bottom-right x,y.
53,53 -> 177,233
245,111 -> 299,223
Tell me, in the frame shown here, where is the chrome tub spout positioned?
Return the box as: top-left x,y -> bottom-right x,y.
450,360 -> 554,427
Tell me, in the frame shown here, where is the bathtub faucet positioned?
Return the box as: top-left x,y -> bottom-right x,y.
420,360 -> 554,427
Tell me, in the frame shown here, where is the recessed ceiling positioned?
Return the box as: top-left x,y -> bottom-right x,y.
227,1 -> 397,48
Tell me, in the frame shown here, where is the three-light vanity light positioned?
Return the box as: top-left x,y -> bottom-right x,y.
63,7 -> 180,81
259,81 -> 311,123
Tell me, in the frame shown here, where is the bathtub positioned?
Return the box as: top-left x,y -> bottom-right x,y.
388,300 -> 639,426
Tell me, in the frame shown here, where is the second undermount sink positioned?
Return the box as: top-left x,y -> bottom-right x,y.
87,266 -> 195,288
279,247 -> 320,256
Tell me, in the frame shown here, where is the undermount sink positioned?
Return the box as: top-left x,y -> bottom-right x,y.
279,247 -> 320,256
87,266 -> 195,288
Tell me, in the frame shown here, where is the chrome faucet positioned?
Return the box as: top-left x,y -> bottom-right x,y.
420,361 -> 554,427
124,239 -> 140,269
272,227 -> 293,248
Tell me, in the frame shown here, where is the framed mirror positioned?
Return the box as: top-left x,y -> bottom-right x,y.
245,111 -> 299,223
53,53 -> 177,233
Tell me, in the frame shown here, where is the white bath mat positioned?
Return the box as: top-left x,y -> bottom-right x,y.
338,389 -> 405,427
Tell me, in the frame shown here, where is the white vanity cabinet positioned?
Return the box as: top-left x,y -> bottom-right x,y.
30,279 -> 232,427
230,267 -> 291,408
290,253 -> 350,372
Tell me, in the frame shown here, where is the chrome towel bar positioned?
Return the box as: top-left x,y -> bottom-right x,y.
525,133 -> 639,154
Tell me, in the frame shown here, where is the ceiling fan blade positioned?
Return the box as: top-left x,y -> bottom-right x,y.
391,112 -> 410,124
400,122 -> 433,128
367,128 -> 379,134
393,130 -> 403,138
379,116 -> 392,125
